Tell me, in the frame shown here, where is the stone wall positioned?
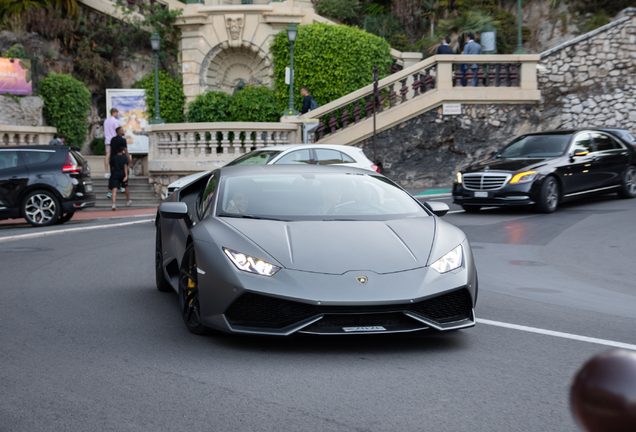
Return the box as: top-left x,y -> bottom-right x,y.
538,8 -> 636,131
358,104 -> 540,189
0,95 -> 44,126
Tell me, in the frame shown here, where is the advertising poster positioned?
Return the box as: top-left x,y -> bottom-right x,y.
0,58 -> 32,95
106,89 -> 149,154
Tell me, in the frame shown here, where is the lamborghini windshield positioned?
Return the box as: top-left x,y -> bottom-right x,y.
496,134 -> 571,158
217,173 -> 427,221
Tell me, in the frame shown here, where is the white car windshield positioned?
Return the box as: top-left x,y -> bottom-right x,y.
217,173 -> 427,221
225,150 -> 282,166
497,134 -> 571,158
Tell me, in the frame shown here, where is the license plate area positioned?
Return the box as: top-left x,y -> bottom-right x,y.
474,191 -> 488,198
343,326 -> 386,332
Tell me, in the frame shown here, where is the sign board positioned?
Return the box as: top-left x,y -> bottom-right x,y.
285,67 -> 291,85
0,58 -> 32,96
443,103 -> 462,115
481,31 -> 497,54
106,89 -> 149,154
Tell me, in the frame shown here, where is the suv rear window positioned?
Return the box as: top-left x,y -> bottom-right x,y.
21,150 -> 55,165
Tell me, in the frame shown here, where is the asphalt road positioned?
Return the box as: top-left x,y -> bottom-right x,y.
1,195 -> 635,432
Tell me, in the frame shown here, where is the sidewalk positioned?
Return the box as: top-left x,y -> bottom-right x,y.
0,207 -> 157,225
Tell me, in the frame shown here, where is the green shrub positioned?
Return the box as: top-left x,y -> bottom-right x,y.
89,137 -> 105,155
39,74 -> 90,148
2,44 -> 28,58
187,91 -> 231,123
316,0 -> 360,22
228,86 -> 281,122
133,71 -> 185,124
271,23 -> 393,111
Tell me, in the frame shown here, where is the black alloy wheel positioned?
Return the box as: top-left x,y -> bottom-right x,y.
462,205 -> 481,213
22,190 -> 61,227
618,165 -> 636,198
56,212 -> 75,224
179,244 -> 209,335
537,176 -> 559,213
155,219 -> 172,292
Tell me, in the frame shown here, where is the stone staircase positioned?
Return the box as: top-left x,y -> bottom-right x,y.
87,176 -> 163,211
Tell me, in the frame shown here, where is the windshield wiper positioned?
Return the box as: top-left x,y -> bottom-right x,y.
218,213 -> 289,221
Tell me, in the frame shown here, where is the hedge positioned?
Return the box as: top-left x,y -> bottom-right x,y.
271,22 -> 393,111
228,86 -> 281,122
133,71 -> 186,124
39,74 -> 91,148
186,91 -> 230,123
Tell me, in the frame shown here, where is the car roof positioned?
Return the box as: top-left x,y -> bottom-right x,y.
217,163 -> 378,177
522,128 -> 630,136
252,144 -> 364,152
0,145 -> 67,150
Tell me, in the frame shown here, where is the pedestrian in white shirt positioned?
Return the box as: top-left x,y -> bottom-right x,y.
103,108 -> 119,178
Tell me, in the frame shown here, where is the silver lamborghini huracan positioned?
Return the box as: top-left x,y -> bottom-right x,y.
155,165 -> 478,336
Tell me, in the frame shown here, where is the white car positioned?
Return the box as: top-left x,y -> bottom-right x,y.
167,144 -> 379,195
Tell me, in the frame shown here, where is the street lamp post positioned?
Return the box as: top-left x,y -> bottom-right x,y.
149,31 -> 165,125
285,23 -> 299,116
513,0 -> 526,54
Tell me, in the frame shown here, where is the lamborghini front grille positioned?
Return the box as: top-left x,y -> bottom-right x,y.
225,288 -> 473,329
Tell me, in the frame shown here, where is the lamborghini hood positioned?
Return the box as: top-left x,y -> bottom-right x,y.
221,218 -> 437,275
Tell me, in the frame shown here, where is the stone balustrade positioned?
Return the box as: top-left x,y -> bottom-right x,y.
146,121 -> 299,183
0,125 -> 57,146
296,55 -> 538,143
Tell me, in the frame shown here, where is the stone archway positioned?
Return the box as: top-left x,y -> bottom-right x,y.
199,42 -> 272,95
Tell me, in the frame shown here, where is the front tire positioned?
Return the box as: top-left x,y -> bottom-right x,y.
179,244 -> 210,335
536,177 -> 559,213
22,190 -> 61,226
155,219 -> 172,293
618,165 -> 636,198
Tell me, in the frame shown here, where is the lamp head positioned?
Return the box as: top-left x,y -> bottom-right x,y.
286,23 -> 298,43
150,31 -> 161,52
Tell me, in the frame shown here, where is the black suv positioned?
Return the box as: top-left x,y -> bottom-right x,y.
0,145 -> 95,226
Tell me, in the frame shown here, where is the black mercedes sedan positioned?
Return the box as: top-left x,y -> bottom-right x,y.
453,129 -> 636,213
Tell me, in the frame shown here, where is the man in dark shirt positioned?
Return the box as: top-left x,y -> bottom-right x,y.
108,145 -> 129,211
107,127 -> 132,199
300,87 -> 313,115
436,36 -> 454,54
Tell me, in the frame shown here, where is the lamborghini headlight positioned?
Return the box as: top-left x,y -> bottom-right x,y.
223,248 -> 280,277
430,245 -> 463,273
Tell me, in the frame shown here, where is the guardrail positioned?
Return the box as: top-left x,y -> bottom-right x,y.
0,125 -> 57,146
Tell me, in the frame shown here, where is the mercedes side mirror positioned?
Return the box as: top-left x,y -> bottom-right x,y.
159,202 -> 194,227
423,201 -> 449,217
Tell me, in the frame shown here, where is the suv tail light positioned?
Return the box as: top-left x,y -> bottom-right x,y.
62,153 -> 82,174
371,164 -> 380,173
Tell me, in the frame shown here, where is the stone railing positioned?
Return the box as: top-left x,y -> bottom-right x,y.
294,55 -> 539,144
0,125 -> 57,146
146,122 -> 300,175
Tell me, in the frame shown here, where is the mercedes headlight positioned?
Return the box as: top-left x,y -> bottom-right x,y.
510,171 -> 538,184
430,245 -> 463,273
223,248 -> 280,277
456,172 -> 463,183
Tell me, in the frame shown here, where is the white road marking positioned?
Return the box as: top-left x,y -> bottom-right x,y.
478,318 -> 636,351
0,218 -> 155,243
